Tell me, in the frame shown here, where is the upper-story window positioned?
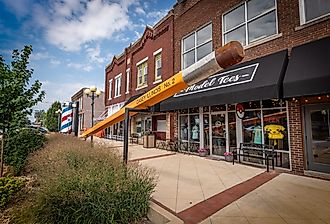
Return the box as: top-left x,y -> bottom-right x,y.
137,58 -> 148,87
155,53 -> 162,81
299,0 -> 330,24
108,79 -> 113,100
125,68 -> 130,94
223,0 -> 277,46
114,74 -> 122,98
182,23 -> 212,69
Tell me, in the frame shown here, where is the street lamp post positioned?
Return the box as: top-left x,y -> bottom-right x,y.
55,109 -> 62,132
84,86 -> 101,147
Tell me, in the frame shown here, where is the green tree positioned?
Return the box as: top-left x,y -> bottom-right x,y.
0,45 -> 45,177
34,109 -> 46,125
45,101 -> 62,132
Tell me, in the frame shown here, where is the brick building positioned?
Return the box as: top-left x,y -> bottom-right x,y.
104,0 -> 330,176
71,88 -> 105,134
158,0 -> 329,176
104,12 -> 174,141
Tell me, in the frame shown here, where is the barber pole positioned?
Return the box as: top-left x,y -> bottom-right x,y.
60,104 -> 73,133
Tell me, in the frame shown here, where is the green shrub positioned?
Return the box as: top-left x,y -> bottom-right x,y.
0,177 -> 24,209
21,135 -> 157,224
4,128 -> 46,175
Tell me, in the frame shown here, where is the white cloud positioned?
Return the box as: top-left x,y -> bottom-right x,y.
50,58 -> 61,65
67,62 -> 93,72
30,52 -> 51,61
135,6 -> 145,15
32,0 -> 135,52
86,45 -> 105,64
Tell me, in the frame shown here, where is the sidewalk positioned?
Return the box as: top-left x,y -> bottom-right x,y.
95,138 -> 330,224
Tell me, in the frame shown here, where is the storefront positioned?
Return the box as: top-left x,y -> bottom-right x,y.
283,37 -> 330,174
161,50 -> 291,169
161,37 -> 330,174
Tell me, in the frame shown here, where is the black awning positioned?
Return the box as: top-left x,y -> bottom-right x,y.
283,37 -> 330,98
160,50 -> 288,111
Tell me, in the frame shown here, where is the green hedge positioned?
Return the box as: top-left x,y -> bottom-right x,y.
4,128 -> 46,175
0,177 -> 24,209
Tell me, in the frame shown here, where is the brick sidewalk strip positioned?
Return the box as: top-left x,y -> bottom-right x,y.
129,152 -> 176,162
176,171 -> 279,224
150,171 -> 278,224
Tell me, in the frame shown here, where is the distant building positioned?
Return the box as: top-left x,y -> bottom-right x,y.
71,88 -> 105,134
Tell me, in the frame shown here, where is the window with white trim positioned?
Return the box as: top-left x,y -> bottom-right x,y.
108,79 -> 113,99
155,53 -> 162,81
114,74 -> 121,98
182,23 -> 212,69
126,69 -> 130,94
223,0 -> 277,46
299,0 -> 330,24
137,61 -> 148,87
157,120 -> 166,132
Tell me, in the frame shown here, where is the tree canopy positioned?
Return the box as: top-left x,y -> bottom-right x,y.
0,45 -> 45,132
45,101 -> 62,131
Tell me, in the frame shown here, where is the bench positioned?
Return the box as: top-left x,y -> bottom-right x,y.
130,133 -> 139,144
233,143 -> 275,172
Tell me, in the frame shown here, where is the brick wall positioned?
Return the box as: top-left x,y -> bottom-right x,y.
173,0 -> 330,73
105,13 -> 174,107
288,101 -> 304,174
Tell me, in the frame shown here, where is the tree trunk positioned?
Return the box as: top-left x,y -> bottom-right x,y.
0,134 -> 4,177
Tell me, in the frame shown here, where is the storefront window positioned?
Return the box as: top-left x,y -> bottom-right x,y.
242,110 -> 262,144
262,99 -> 285,108
180,115 -> 189,141
242,101 -> 261,110
211,105 -> 226,112
211,114 -> 226,156
203,114 -> 210,149
189,107 -> 199,113
136,119 -> 142,135
227,104 -> 236,111
190,114 -> 200,152
228,112 -> 237,151
263,108 -> 290,168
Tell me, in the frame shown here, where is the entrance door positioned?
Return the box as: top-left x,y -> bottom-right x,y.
211,113 -> 226,156
305,104 -> 330,173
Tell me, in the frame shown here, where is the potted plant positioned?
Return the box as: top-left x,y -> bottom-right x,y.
224,151 -> 233,162
198,148 -> 209,157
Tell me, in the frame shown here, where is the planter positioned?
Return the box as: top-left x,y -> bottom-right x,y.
143,134 -> 155,148
199,151 -> 208,157
225,155 -> 233,162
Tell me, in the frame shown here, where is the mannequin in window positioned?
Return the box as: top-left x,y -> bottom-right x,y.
192,124 -> 199,140
253,125 -> 262,144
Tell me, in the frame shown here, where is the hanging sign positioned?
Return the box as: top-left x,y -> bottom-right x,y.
236,103 -> 245,119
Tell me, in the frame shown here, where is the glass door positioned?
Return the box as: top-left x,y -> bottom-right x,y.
305,104 -> 330,173
211,113 -> 226,156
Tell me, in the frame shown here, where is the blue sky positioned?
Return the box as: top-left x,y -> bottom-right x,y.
0,0 -> 175,112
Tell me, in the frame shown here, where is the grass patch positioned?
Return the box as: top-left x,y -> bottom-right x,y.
11,134 -> 156,224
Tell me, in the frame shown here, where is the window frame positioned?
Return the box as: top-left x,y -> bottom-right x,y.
108,79 -> 113,100
137,61 -> 148,88
222,0 -> 278,47
114,73 -> 122,98
125,68 -> 130,94
154,52 -> 162,81
299,0 -> 330,25
181,22 -> 213,70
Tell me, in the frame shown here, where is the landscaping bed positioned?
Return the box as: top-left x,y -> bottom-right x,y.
1,133 -> 156,224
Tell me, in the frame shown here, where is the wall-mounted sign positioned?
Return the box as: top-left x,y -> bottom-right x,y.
174,63 -> 259,97
236,103 -> 245,119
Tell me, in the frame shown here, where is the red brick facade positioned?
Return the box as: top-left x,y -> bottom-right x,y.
105,13 -> 174,107
173,0 -> 330,74
288,101 -> 305,175
172,0 -> 329,174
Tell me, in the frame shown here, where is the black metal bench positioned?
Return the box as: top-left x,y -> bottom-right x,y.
233,143 -> 275,172
130,133 -> 139,144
